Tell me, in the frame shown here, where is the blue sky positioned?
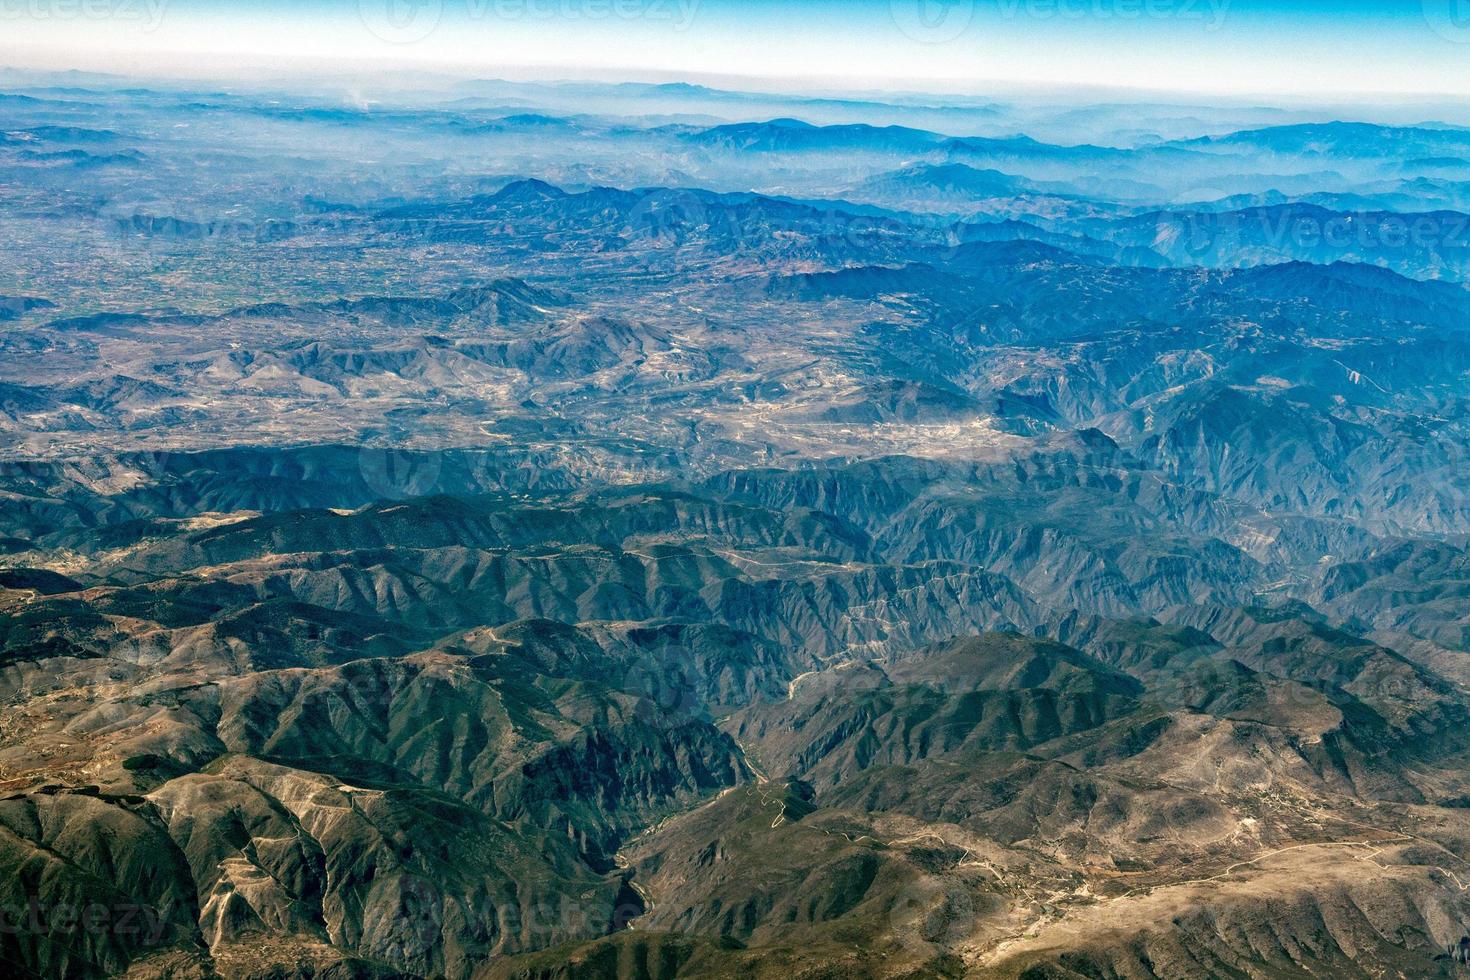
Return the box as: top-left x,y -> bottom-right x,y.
4,0 -> 1469,96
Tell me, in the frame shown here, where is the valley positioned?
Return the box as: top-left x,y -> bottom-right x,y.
1,75 -> 1470,978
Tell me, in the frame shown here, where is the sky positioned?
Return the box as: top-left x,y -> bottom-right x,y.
2,0 -> 1469,98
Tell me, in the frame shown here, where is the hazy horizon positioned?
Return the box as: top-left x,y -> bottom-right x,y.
5,0 -> 1470,99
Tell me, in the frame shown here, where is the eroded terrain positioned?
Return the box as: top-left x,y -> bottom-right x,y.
3,78 -> 1470,978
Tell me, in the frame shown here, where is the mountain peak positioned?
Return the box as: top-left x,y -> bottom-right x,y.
490,177 -> 568,203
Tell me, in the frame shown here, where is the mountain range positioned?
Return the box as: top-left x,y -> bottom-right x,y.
2,76 -> 1470,979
